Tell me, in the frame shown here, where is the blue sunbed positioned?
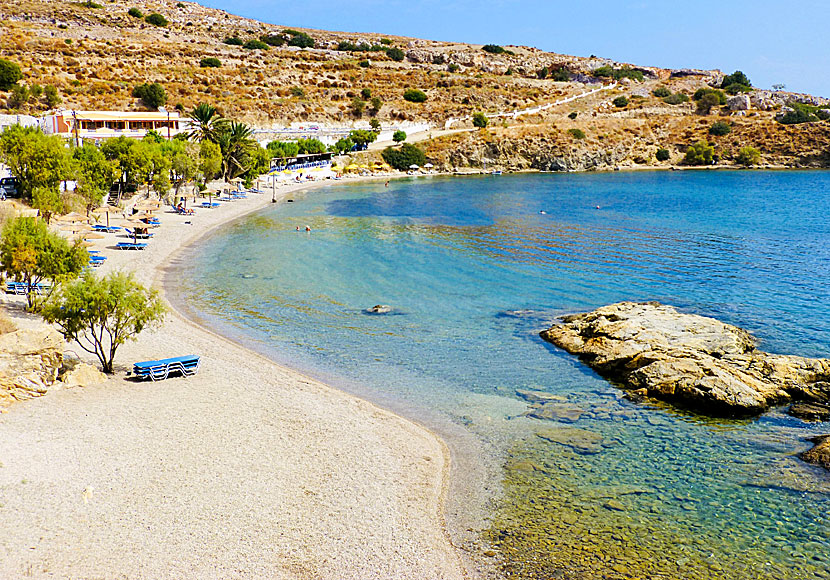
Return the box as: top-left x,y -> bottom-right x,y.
124,229 -> 154,239
201,202 -> 220,208
6,281 -> 51,295
116,242 -> 147,250
133,355 -> 201,381
92,225 -> 122,233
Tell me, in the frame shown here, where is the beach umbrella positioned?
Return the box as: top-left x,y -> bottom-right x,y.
59,211 -> 90,224
93,205 -> 120,227
424,163 -> 434,168
61,224 -> 92,234
409,164 -> 420,170
82,232 -> 105,240
135,201 -> 161,212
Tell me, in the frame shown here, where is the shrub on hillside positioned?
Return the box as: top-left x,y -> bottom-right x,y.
382,143 -> 426,170
224,37 -> 244,46
403,89 -> 427,103
709,121 -> 731,136
358,60 -> 370,68
127,7 -> 143,18
472,112 -> 488,128
288,33 -> 315,48
448,63 -> 460,73
568,128 -> 586,140
663,93 -> 689,105
0,59 -> 22,90
537,67 -> 549,79
721,70 -> 751,91
552,68 -> 571,82
594,66 -> 644,82
568,112 -> 578,119
736,146 -> 761,166
200,57 -> 221,68
392,130 -> 406,143
684,141 -> 714,165
653,86 -> 671,98
243,39 -> 269,50
693,88 -> 726,104
132,82 -> 166,109
482,44 -> 505,54
656,148 -> 671,162
613,96 -> 629,108
696,93 -> 721,115
145,13 -> 168,27
386,47 -> 405,62
260,34 -> 285,47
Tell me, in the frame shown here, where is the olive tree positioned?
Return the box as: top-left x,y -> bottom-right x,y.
0,216 -> 88,309
41,272 -> 166,373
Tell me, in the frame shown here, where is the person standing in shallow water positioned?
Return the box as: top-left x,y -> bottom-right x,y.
305,225 -> 311,232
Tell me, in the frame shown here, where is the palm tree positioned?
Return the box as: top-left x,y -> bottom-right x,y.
186,103 -> 227,143
215,121 -> 256,180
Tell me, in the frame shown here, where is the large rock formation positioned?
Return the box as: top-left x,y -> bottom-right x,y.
0,327 -> 64,406
540,302 -> 830,416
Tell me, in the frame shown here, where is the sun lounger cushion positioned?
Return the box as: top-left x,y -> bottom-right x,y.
133,355 -> 200,381
116,242 -> 147,250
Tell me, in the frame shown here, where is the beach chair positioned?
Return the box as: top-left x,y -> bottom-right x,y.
92,225 -> 122,233
132,355 -> 201,381
116,242 -> 148,250
124,229 -> 154,239
200,202 -> 220,208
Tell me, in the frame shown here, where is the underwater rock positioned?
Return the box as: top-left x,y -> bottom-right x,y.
536,426 -> 604,454
515,389 -> 567,404
524,403 -> 584,423
801,435 -> 830,470
789,402 -> 830,422
540,301 -> 830,416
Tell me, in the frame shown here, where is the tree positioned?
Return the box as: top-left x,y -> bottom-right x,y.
296,138 -> 326,154
369,118 -> 381,131
44,85 -> 61,108
655,148 -> 671,162
721,70 -> 751,90
403,89 -> 427,103
162,139 -> 199,196
392,130 -> 406,143
144,13 -> 168,27
736,146 -> 761,166
0,59 -> 22,90
41,272 -> 166,373
332,137 -> 354,155
0,125 -> 72,200
361,88 -> 372,99
351,97 -> 366,117
386,47 -> 405,61
381,143 -> 426,170
186,103 -> 226,142
684,141 -> 715,165
72,143 -> 118,214
31,186 -> 63,224
198,140 -> 222,184
693,88 -> 726,104
224,37 -> 244,46
132,82 -> 167,109
348,129 -> 378,149
214,121 -> 256,180
613,96 -> 629,108
472,112 -> 489,128
266,140 -> 299,159
369,96 -> 383,115
696,93 -> 721,115
7,84 -> 31,110
0,217 -> 87,309
482,44 -> 505,54
101,136 -> 152,196
537,67 -> 549,79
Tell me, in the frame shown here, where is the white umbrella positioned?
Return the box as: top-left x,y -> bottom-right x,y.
409,164 -> 420,169
424,163 -> 434,168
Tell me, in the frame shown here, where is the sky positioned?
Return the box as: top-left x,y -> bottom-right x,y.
201,0 -> 830,98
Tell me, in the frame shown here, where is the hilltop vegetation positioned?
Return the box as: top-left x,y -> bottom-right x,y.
0,0 -> 828,170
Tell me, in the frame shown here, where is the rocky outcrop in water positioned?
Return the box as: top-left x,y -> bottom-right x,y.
540,302 -> 830,417
801,435 -> 830,469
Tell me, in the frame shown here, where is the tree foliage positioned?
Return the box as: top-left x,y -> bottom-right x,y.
613,96 -> 629,108
144,13 -> 168,27
684,141 -> 715,165
696,93 -> 722,115
655,148 -> 671,162
41,272 -> 166,373
472,112 -> 489,128
0,216 -> 87,309
392,130 -> 406,143
186,103 -> 226,142
709,121 -> 731,136
72,143 -> 118,213
386,47 -> 405,61
132,82 -> 167,109
381,143 -> 426,170
736,146 -> 761,166
0,125 -> 72,201
0,59 -> 23,90
296,138 -> 326,155
266,140 -> 300,159
200,57 -> 221,68
403,89 -> 427,103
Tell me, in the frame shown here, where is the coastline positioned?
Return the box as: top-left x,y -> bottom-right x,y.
0,176 -> 476,579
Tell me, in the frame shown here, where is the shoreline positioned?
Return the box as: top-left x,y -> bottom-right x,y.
0,176 -> 479,579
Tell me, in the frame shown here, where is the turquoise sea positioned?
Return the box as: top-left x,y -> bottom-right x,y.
176,171 -> 830,579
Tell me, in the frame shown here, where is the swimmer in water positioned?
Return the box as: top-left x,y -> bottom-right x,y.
539,210 -> 547,214
296,226 -> 300,231
305,225 -> 311,232
385,181 -> 389,187
596,205 -> 601,209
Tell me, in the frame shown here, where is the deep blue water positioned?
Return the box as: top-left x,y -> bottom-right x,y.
179,171 -> 830,578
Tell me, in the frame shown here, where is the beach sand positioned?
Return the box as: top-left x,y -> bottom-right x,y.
0,180 -> 472,579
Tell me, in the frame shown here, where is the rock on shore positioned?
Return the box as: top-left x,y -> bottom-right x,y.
540,302 -> 830,416
0,327 -> 64,406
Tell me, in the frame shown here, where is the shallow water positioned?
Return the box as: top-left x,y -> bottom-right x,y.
179,171 -> 830,579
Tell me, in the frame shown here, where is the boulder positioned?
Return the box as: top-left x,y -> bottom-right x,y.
789,402 -> 830,422
727,95 -> 751,111
536,426 -> 604,454
60,362 -> 107,388
801,435 -> 830,469
540,302 -> 830,416
0,327 -> 64,406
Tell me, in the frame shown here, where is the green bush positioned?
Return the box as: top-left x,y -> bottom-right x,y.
392,130 -> 406,143
200,57 -> 221,68
663,93 -> 689,105
568,128 -> 586,140
288,33 -> 315,48
723,83 -> 751,95
736,146 -> 761,166
472,112 -> 488,128
653,86 -> 671,98
0,59 -> 22,90
684,141 -> 714,165
243,39 -> 269,50
224,37 -> 244,46
777,102 -> 825,125
448,63 -> 460,73
696,93 -> 722,114
132,82 -> 166,108
358,60 -> 370,68
381,143 -> 426,170
144,13 -> 168,27
290,86 -> 305,97
381,38 -> 392,45
537,67 -> 549,79
693,88 -> 726,104
552,68 -> 571,82
721,71 -> 751,89
482,44 -> 505,54
386,47 -> 405,62
78,1 -> 103,7
594,66 -> 643,82
127,7 -> 143,18
361,88 -> 372,99
709,121 -> 731,136
656,148 -> 670,162
260,34 -> 286,47
613,96 -> 629,108
568,112 -> 578,120
403,89 -> 427,103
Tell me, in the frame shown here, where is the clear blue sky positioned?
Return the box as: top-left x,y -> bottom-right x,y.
201,0 -> 830,97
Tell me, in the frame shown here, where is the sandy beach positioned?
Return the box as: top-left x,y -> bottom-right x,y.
0,179 -> 471,579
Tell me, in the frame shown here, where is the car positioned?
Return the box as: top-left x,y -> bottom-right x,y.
0,177 -> 20,198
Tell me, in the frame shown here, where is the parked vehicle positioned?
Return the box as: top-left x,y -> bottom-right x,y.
0,177 -> 20,198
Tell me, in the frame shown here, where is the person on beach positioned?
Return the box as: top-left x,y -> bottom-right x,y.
385,181 -> 389,187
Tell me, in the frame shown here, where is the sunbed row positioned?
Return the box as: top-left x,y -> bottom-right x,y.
133,355 -> 201,381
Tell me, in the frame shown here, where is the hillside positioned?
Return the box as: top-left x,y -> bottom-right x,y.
1,0 -> 830,169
